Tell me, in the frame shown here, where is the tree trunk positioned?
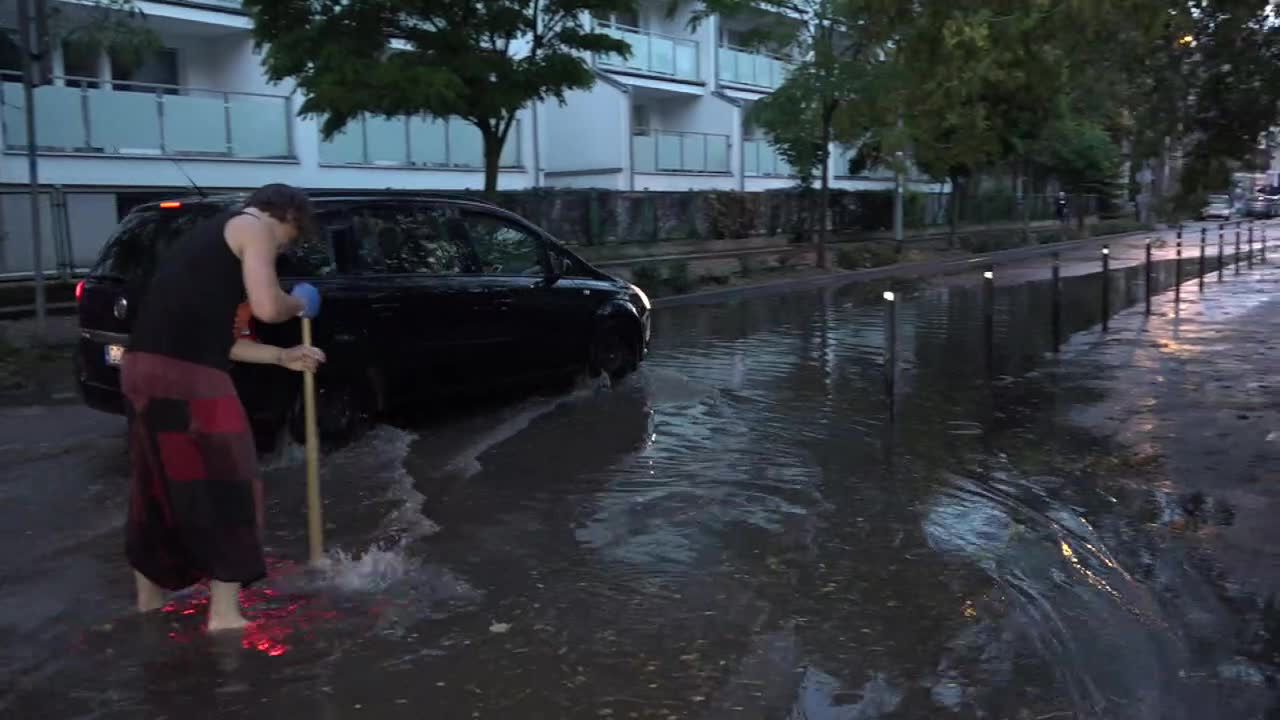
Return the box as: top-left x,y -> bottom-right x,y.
817,111 -> 833,270
947,174 -> 960,249
481,128 -> 501,199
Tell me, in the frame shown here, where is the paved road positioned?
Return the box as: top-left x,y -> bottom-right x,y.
2,224 -> 1278,719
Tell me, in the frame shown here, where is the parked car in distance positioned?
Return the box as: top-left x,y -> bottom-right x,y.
1251,185 -> 1280,218
75,191 -> 652,452
1245,197 -> 1274,218
1201,194 -> 1234,220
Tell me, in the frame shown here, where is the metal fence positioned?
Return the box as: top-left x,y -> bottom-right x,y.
0,187 -> 136,280
0,186 -> 1106,280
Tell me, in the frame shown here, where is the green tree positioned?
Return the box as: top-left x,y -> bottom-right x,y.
244,0 -> 635,196
688,0 -> 910,267
1033,118 -> 1122,196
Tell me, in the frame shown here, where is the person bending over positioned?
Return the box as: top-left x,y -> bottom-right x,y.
122,183 -> 325,631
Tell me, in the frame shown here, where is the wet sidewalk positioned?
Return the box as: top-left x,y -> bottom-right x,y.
1058,259 -> 1280,603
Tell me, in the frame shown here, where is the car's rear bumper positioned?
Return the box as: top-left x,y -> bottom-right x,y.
77,377 -> 126,416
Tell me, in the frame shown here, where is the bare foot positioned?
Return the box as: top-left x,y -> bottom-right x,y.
207,579 -> 249,633
207,613 -> 251,633
134,570 -> 166,613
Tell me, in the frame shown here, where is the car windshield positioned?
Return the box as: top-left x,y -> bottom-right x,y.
1207,195 -> 1230,204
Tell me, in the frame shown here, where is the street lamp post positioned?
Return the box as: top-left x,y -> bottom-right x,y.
16,0 -> 47,343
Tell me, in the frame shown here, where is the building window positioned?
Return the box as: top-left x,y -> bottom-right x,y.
110,47 -> 178,94
62,39 -> 101,87
594,9 -> 640,28
0,28 -> 20,75
632,104 -> 650,135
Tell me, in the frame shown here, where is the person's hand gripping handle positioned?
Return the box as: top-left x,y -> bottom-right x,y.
292,282 -> 325,565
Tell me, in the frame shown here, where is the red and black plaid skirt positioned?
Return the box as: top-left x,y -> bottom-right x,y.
122,351 -> 266,591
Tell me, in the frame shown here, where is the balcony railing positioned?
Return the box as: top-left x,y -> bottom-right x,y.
718,45 -> 793,90
318,115 -> 520,169
633,129 -> 730,173
186,0 -> 243,8
0,72 -> 293,159
595,21 -> 700,82
743,138 -> 792,177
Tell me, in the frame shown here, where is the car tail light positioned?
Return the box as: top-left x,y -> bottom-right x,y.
159,201 -> 182,209
75,280 -> 85,304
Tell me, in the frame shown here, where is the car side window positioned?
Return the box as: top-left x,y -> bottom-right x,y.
454,213 -> 546,277
277,218 -> 337,279
546,244 -> 593,278
348,204 -> 471,275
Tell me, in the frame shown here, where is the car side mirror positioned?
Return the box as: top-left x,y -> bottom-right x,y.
546,251 -> 567,283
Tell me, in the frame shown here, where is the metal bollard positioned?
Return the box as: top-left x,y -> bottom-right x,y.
1199,228 -> 1207,292
1175,240 -> 1182,306
1236,230 -> 1242,275
1248,226 -> 1254,269
1177,223 -> 1183,241
1101,245 -> 1111,332
983,267 -> 995,378
1219,226 -> 1225,281
1052,252 -> 1061,353
883,289 -> 896,400
1144,238 -> 1153,315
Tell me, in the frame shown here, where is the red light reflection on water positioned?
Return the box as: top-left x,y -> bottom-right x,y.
158,556 -> 351,657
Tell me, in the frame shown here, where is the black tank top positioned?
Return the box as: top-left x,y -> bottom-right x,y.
130,209 -> 252,370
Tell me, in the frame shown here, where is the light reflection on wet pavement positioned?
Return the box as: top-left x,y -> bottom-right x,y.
2,238 -> 1279,719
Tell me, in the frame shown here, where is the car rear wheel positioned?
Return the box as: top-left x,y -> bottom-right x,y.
590,321 -> 639,384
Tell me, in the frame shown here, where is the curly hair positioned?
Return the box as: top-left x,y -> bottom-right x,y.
244,183 -> 316,239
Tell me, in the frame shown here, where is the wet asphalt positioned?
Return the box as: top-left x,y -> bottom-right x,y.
1,224 -> 1279,719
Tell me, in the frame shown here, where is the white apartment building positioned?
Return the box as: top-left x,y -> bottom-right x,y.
0,0 -> 931,277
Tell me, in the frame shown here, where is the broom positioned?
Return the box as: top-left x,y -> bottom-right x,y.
301,317 -> 324,566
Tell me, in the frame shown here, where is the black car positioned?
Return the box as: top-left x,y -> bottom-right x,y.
75,191 -> 652,451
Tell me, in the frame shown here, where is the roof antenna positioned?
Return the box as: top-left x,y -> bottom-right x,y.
171,159 -> 206,197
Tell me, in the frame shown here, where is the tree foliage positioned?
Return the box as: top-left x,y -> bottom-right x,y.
823,0 -> 1279,219
244,0 -> 635,195
688,0 -> 910,266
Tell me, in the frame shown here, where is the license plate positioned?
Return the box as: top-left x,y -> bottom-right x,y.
104,345 -> 124,366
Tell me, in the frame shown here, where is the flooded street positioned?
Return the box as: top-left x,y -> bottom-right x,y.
3,239 -> 1279,719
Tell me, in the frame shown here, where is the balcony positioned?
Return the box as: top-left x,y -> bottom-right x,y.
633,129 -> 730,173
718,45 -> 793,90
743,138 -> 792,176
0,73 -> 293,160
318,115 -> 520,169
595,22 -> 701,82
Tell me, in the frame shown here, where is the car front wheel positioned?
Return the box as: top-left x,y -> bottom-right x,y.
589,321 -> 639,384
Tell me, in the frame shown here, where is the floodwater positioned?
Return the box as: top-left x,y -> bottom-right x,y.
2,241 -> 1278,719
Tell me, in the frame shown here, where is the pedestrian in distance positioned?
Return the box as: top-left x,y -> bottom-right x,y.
121,183 -> 326,631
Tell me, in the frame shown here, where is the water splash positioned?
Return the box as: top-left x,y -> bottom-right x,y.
318,547 -> 420,593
